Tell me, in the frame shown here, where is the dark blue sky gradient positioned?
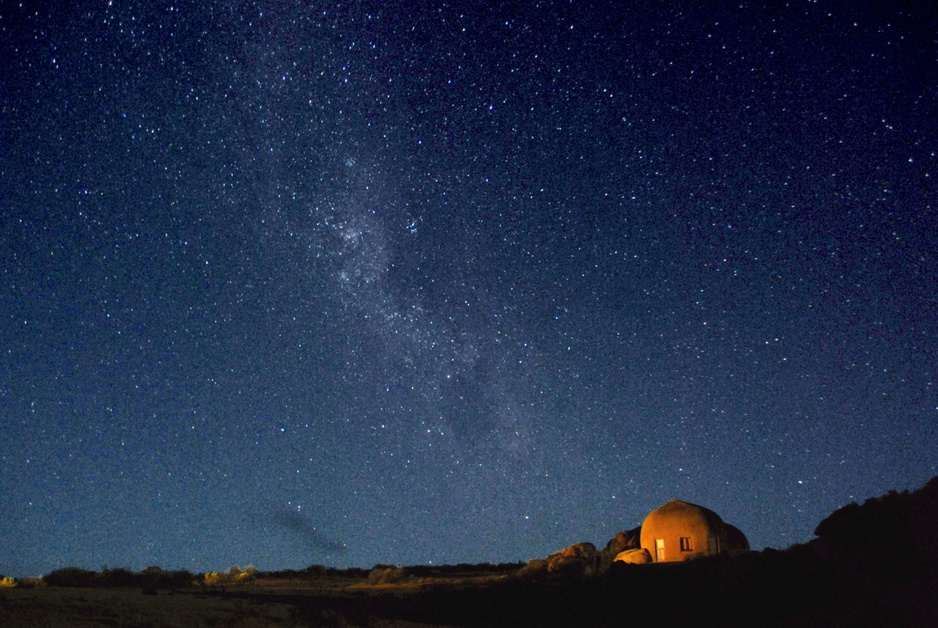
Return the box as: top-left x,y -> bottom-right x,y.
1,1 -> 936,575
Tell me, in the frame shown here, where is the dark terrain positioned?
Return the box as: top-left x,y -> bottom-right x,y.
2,477 -> 936,627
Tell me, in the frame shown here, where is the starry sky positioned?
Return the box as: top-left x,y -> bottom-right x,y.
1,1 -> 936,576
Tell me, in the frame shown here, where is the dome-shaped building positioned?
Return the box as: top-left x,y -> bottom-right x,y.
640,499 -> 748,562
724,523 -> 751,556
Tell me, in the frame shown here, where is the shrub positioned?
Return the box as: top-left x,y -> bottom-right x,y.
0,576 -> 16,588
98,568 -> 138,587
141,567 -> 195,590
43,567 -> 98,587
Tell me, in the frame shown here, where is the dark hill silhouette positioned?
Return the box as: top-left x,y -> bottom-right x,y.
812,476 -> 938,571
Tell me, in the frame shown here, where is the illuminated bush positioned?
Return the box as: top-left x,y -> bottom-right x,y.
204,566 -> 255,587
203,571 -> 225,586
0,576 -> 16,588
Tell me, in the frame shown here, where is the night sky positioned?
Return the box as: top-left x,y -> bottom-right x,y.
2,1 -> 936,577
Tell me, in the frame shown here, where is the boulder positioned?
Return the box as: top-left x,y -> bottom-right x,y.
561,542 -> 598,560
546,542 -> 600,577
614,548 -> 652,564
604,527 -> 641,555
548,554 -> 595,578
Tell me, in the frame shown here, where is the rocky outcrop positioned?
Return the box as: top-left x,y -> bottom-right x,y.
598,527 -> 641,572
527,531 -> 645,578
547,542 -> 600,578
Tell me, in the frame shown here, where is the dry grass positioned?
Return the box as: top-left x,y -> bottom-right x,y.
0,586 -> 302,628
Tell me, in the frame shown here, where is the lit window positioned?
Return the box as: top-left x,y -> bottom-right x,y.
680,537 -> 694,551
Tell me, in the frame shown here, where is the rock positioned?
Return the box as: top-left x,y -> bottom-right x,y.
561,542 -> 598,560
604,527 -> 641,555
516,558 -> 549,579
547,554 -> 594,578
546,542 -> 600,577
614,548 -> 652,564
